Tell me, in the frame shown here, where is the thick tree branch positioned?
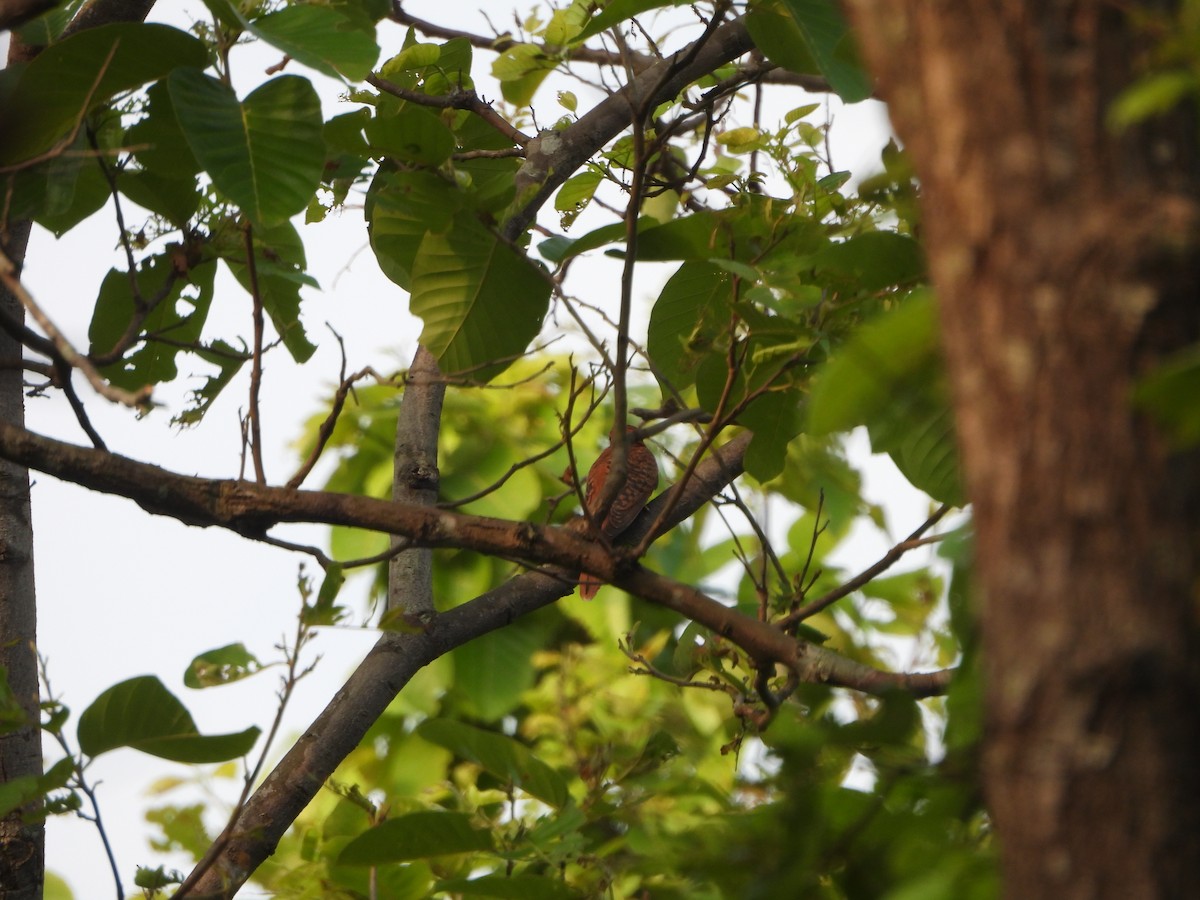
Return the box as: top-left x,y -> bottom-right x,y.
388,345 -> 444,618
171,421 -> 949,896
387,5 -> 834,92
502,17 -> 756,240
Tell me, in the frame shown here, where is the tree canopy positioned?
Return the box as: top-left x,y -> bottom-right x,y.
1,1 -> 1197,898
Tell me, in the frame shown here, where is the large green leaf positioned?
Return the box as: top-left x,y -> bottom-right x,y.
364,102 -> 456,166
338,811 -> 494,865
646,261 -> 734,391
810,230 -> 924,291
245,4 -> 380,81
746,2 -> 820,78
417,719 -> 570,808
451,614 -> 554,721
167,70 -> 325,228
808,291 -> 963,504
367,168 -> 462,290
409,217 -> 552,381
77,676 -> 260,763
0,22 -> 206,166
126,80 -> 200,178
780,0 -> 873,102
807,290 -> 939,436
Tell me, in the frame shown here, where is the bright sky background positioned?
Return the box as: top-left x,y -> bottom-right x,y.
5,4 -> 937,895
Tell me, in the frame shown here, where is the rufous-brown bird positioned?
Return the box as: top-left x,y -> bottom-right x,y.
579,425 -> 659,599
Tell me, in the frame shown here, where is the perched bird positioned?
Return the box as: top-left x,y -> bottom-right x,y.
579,425 -> 659,599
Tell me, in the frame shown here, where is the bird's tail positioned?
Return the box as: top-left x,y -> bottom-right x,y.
578,574 -> 602,600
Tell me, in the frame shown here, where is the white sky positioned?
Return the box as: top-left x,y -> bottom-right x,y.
5,4 -> 935,895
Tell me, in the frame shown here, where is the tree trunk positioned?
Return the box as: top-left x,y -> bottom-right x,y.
846,1 -> 1200,896
0,222 -> 43,898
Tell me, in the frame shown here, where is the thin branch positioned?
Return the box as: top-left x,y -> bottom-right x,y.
441,367 -> 603,509
387,5 -> 837,93
619,637 -> 730,692
502,17 -> 756,240
367,75 -> 532,147
243,224 -> 267,484
175,591 -> 317,898
287,331 -> 386,489
782,505 -> 954,626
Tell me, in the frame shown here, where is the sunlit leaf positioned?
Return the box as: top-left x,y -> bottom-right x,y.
338,811 -> 494,864
410,217 -> 551,381
417,719 -> 569,808
184,644 -> 263,689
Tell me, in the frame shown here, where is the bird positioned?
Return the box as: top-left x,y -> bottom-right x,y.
579,425 -> 659,599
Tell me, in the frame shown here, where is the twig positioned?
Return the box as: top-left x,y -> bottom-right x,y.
367,75 -> 532,147
619,638 -> 730,693
175,585 -> 317,898
781,505 -> 953,626
0,247 -> 152,409
38,659 -> 124,900
441,367 -> 604,509
243,224 -> 267,484
287,328 -> 386,489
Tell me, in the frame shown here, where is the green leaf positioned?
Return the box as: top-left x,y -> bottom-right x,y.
741,391 -> 805,482
365,102 -> 456,165
14,0 -> 86,47
409,217 -> 552,381
89,256 -> 216,391
869,398 -> 963,505
492,43 -> 554,106
174,339 -> 248,427
1108,70 -> 1199,130
1132,343 -> 1200,447
245,4 -> 380,81
646,261 -> 733,391
126,80 -> 200,178
167,70 -> 325,228
338,811 -> 494,865
184,644 -> 263,689
451,614 -> 554,721
0,23 -> 207,166
222,221 -> 318,362
808,290 -> 964,503
117,168 -> 199,226
746,3 -> 819,77
417,719 -> 570,808
807,289 -> 939,436
810,231 -> 924,291
780,0 -> 873,102
434,875 -> 583,900
367,167 -> 461,290
77,676 -> 260,763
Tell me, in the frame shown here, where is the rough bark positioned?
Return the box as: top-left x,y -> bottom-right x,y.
845,1 -> 1200,896
0,223 -> 42,900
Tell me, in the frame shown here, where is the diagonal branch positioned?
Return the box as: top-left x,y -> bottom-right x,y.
502,17 -> 755,240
